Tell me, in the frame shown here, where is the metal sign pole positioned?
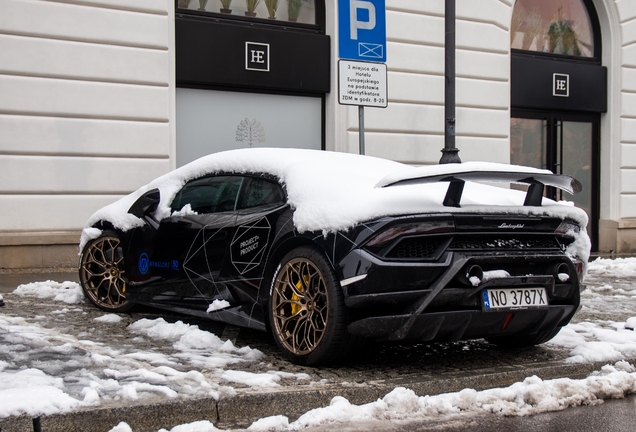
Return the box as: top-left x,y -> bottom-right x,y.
359,105 -> 365,155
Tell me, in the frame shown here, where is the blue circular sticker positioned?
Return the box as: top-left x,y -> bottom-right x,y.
138,253 -> 149,275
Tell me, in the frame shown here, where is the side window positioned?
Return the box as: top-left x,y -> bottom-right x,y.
238,178 -> 286,209
170,176 -> 244,214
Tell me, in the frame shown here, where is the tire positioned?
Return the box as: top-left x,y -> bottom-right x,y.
268,246 -> 357,365
486,326 -> 562,348
79,231 -> 135,313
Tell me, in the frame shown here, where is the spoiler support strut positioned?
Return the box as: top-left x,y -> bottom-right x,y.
523,182 -> 545,207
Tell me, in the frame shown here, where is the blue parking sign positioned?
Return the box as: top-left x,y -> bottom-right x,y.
338,0 -> 386,63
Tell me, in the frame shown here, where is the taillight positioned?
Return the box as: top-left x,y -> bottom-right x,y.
574,260 -> 584,282
555,220 -> 581,235
367,220 -> 455,247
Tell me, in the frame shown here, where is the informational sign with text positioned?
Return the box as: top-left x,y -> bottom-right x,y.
338,60 -> 387,108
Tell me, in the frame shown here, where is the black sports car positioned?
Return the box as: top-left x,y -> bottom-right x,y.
79,148 -> 590,365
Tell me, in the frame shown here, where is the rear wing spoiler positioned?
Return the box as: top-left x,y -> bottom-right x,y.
377,170 -> 582,208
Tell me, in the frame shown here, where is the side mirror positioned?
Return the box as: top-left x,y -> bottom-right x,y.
128,188 -> 160,228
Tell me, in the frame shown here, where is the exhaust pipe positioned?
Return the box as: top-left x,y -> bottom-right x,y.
459,265 -> 483,286
555,262 -> 571,283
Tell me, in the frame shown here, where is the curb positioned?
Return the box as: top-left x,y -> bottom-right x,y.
1,358 -> 631,432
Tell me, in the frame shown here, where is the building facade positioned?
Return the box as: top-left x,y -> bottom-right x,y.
1,0 -> 635,269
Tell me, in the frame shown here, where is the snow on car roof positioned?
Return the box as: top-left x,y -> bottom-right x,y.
81,148 -> 589,254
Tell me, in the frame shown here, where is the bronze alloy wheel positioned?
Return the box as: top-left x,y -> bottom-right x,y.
80,234 -> 132,312
271,256 -> 329,356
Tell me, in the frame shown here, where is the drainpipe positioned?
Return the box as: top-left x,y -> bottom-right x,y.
440,0 -> 461,164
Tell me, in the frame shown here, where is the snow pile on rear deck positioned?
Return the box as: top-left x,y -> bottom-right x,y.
80,148 -> 589,258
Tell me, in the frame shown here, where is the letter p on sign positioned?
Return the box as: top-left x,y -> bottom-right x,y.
338,0 -> 386,62
350,1 -> 376,40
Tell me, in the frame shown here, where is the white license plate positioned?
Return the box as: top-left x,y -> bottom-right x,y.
482,287 -> 548,311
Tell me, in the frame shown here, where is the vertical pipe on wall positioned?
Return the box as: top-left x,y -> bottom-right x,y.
440,0 -> 461,164
359,106 -> 366,155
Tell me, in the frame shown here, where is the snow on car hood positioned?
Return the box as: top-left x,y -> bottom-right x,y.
80,148 -> 590,259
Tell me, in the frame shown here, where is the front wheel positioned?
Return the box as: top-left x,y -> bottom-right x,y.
269,246 -> 357,365
79,232 -> 135,313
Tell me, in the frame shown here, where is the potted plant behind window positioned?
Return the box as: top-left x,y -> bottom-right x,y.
219,0 -> 232,13
178,0 -> 192,8
245,0 -> 261,17
548,8 -> 582,56
265,0 -> 278,19
287,0 -> 303,22
198,0 -> 209,10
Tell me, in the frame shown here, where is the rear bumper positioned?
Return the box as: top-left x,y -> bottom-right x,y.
341,250 -> 580,305
339,249 -> 580,342
347,304 -> 576,342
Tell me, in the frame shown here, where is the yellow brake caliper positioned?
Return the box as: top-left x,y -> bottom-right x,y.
291,275 -> 309,315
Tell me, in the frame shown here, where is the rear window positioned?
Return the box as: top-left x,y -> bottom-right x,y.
238,177 -> 286,209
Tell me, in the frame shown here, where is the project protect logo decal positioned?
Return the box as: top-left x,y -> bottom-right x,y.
138,253 -> 179,275
231,217 -> 271,274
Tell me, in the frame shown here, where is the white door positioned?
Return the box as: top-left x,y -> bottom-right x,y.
176,88 -> 322,166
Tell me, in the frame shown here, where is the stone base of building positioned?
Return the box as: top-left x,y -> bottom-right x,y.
0,232 -> 80,270
599,219 -> 636,254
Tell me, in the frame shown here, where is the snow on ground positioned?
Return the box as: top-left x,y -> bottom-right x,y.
0,281 -> 309,418
586,257 -> 636,277
13,280 -> 84,304
569,257 -> 636,327
544,257 -> 636,364
2,257 -> 636,431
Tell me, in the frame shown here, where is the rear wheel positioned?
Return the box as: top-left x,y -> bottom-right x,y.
486,327 -> 561,348
269,246 -> 357,365
79,232 -> 134,313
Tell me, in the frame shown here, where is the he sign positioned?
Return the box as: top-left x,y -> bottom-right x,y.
246,42 -> 270,72
553,73 -> 569,97
338,0 -> 386,62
